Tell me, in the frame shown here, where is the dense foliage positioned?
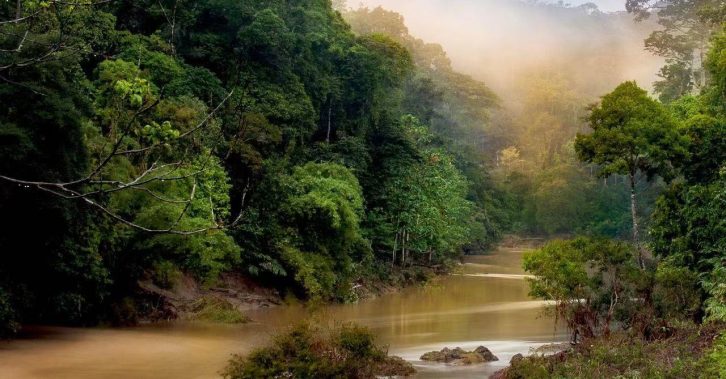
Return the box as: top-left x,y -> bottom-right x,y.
0,7 -> 723,375
524,238 -> 644,339
647,22 -> 726,324
486,71 -> 669,237
0,0 -> 496,334
342,6 -> 506,250
520,3 -> 725,374
342,5 -> 665,240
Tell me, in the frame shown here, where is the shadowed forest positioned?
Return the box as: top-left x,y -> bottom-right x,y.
0,0 -> 724,378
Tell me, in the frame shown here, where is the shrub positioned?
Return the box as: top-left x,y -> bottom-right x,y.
186,296 -> 248,324
500,323 -> 725,379
151,260 -> 182,289
702,331 -> 726,378
653,262 -> 701,320
523,238 -> 642,339
223,323 -> 414,379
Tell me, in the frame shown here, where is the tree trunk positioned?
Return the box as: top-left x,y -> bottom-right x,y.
629,172 -> 644,269
325,98 -> 333,143
401,230 -> 406,266
405,231 -> 410,267
392,231 -> 399,266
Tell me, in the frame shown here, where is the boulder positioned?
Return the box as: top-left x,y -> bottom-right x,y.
510,353 -> 524,365
450,347 -> 466,359
474,346 -> 499,362
420,346 -> 499,365
420,350 -> 447,362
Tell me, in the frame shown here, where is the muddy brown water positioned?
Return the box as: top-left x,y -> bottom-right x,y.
0,246 -> 565,378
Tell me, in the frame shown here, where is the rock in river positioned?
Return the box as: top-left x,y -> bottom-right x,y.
420,346 -> 499,365
510,353 -> 524,365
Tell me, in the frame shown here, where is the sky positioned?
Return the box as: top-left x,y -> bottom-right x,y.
560,0 -> 625,12
350,0 -> 627,13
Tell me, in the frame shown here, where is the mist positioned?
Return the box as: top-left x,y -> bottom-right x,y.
345,0 -> 664,102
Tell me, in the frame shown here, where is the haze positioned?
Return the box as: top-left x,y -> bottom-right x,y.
346,0 -> 664,101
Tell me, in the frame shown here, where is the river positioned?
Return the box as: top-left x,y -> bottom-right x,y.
0,246 -> 564,378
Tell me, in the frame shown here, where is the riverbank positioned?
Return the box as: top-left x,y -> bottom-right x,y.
492,322 -> 726,378
0,245 -> 563,379
136,272 -> 282,324
133,261 -> 447,325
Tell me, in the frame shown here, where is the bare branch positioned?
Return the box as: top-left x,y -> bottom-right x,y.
75,96 -> 165,185
130,186 -> 189,204
0,91 -> 237,235
116,90 -> 234,155
0,73 -> 45,96
32,180 -> 221,236
167,181 -> 196,231
0,30 -> 29,53
157,0 -> 179,55
0,11 -> 41,26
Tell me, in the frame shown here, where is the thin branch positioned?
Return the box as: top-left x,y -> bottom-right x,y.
116,90 -> 234,155
74,97 -> 163,185
167,181 -> 196,231
84,195 -> 218,235
130,186 -> 189,204
0,30 -> 29,53
0,43 -> 61,71
157,0 -> 179,55
33,179 -> 219,236
0,11 -> 41,26
230,178 -> 251,227
0,73 -> 45,96
0,89 -> 236,235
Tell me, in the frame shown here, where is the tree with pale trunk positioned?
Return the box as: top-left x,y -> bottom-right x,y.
575,81 -> 687,269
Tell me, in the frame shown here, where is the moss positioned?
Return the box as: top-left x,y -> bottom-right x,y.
223,322 -> 415,379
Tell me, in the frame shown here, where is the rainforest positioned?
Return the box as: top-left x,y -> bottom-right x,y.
0,0 -> 724,378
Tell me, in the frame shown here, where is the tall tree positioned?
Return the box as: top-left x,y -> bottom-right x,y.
627,0 -> 724,101
575,81 -> 687,268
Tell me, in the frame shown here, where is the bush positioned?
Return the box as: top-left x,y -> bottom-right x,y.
186,296 -> 248,324
223,323 -> 415,379
653,262 -> 702,320
523,238 -> 642,339
151,260 -> 182,289
499,323 -> 725,379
